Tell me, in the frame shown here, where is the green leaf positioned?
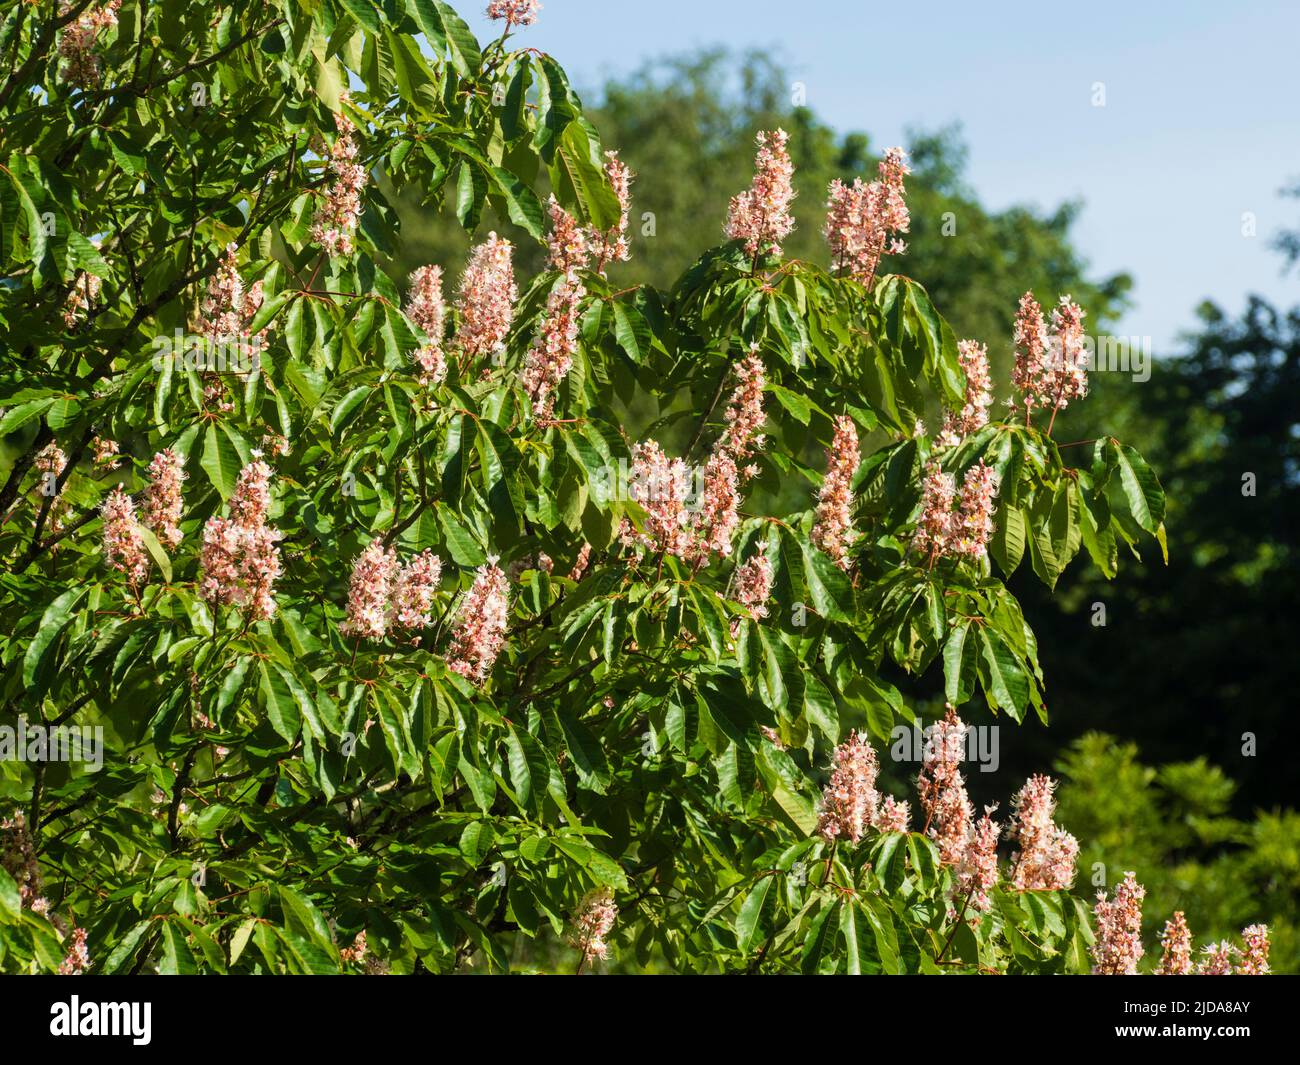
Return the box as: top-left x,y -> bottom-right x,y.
1110,441 -> 1165,534
259,660 -> 302,742
159,921 -> 198,975
22,586 -> 86,695
201,421 -> 241,500
736,876 -> 774,953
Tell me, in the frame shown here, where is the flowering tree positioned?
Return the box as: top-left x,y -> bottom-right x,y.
0,1 -> 1268,975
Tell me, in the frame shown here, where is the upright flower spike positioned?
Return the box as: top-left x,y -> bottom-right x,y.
523,200 -> 590,421
1091,871 -> 1146,975
589,150 -> 634,270
57,927 -> 91,975
1046,296 -> 1089,420
816,731 -> 879,844
447,559 -> 509,684
937,340 -> 993,448
486,0 -> 540,28
717,349 -> 766,464
624,440 -> 694,558
1012,291 -> 1050,419
689,449 -> 742,560
1196,942 -> 1237,976
392,550 -> 443,632
1155,911 -> 1193,975
811,415 -> 859,570
196,244 -> 266,348
406,265 -> 447,386
92,436 -> 120,469
823,146 -> 910,286
1237,924 -> 1271,975
912,460 -> 956,562
340,539 -> 399,640
954,805 -> 1000,920
874,796 -> 911,833
954,460 -> 1000,561
455,233 -> 517,364
1008,774 -> 1079,890
1,811 -> 49,914
62,271 -> 102,329
1013,292 -> 1089,427
101,486 -> 150,587
725,129 -> 796,259
199,457 -> 282,621
569,887 -> 618,963
733,545 -> 773,621
311,105 -> 367,257
917,707 -> 972,866
57,0 -> 120,88
141,449 -> 186,550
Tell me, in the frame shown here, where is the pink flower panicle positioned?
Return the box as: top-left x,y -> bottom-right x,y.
544,196 -> 590,274
568,542 -> 592,582
92,436 -> 120,469
810,415 -> 859,570
816,731 -> 880,845
955,805 -> 1001,919
1238,924 -> 1271,975
101,485 -> 150,587
1013,292 -> 1089,418
446,559 -> 509,684
62,271 -> 102,328
823,146 -> 910,285
455,233 -> 517,363
937,340 -> 993,448
407,265 -> 448,386
1196,942 -> 1238,976
689,449 -> 742,560
486,0 -> 540,28
717,350 -> 766,463
141,448 -> 186,550
1009,774 -> 1079,890
733,545 -> 773,621
912,460 -> 1000,562
589,150 -> 634,270
340,539 -> 398,640
312,107 -> 367,257
955,460 -> 999,561
918,707 -> 973,866
912,460 -> 956,561
874,796 -> 911,834
57,0 -> 120,88
522,200 -> 589,421
624,440 -> 695,558
196,243 -> 266,348
1012,292 -> 1049,415
57,927 -> 91,975
199,458 -> 282,620
569,887 -> 618,963
1047,295 -> 1089,412
1,811 -> 48,914
1091,872 -> 1146,975
1156,911 -> 1193,976
392,550 -> 443,632
725,129 -> 796,258
339,930 -> 368,965
229,458 -> 272,528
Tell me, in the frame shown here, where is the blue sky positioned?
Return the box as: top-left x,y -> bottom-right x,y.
465,0 -> 1300,352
